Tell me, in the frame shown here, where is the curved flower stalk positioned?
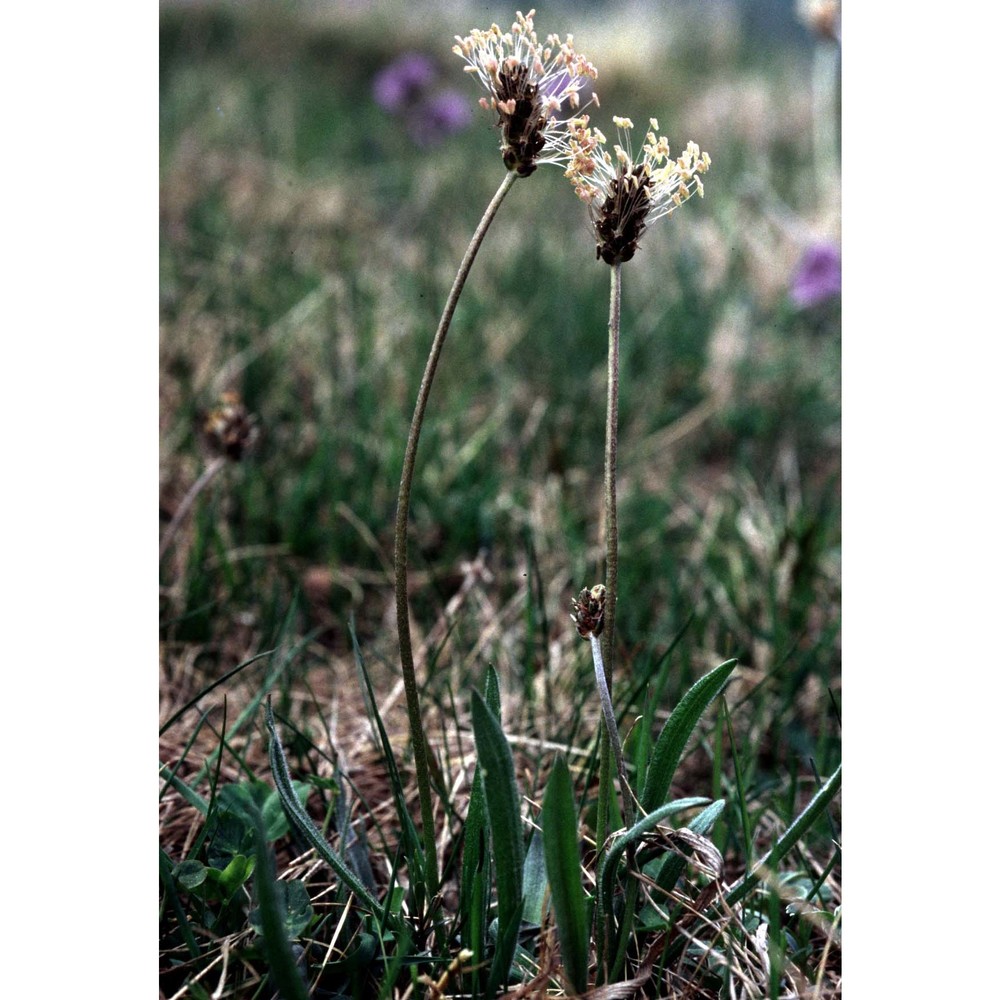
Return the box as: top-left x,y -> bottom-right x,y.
453,9 -> 598,176
392,12 -> 600,907
565,115 -> 710,851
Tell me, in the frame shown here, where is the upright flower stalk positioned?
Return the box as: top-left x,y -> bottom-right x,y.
393,11 -> 598,905
566,116 -> 710,846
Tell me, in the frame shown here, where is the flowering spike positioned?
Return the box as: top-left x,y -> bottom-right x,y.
454,11 -> 599,176
203,391 -> 258,461
571,584 -> 607,639
564,115 -> 710,264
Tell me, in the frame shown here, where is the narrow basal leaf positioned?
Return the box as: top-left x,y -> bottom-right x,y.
485,663 -> 501,718
471,689 -> 524,995
243,797 -> 310,1000
542,755 -> 589,994
597,796 -> 709,955
460,768 -> 489,997
266,701 -> 388,923
522,831 -> 548,927
460,668 -> 500,997
641,659 -> 738,812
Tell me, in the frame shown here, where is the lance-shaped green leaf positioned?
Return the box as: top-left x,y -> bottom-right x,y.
471,689 -> 524,995
542,755 -> 590,994
641,659 -> 738,812
460,667 -> 499,997
241,796 -> 311,1000
265,701 -> 388,924
484,663 -> 501,717
460,769 -> 489,997
522,831 -> 548,928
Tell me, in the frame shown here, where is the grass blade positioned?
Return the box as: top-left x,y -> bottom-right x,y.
350,620 -> 424,886
471,689 -> 524,995
722,697 -> 754,867
542,755 -> 590,994
158,762 -> 209,814
641,658 -> 738,812
159,648 -> 275,735
725,761 -> 842,908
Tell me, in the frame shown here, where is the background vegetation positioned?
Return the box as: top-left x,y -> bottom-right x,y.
160,2 -> 841,996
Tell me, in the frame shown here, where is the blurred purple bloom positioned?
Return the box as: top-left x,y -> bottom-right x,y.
409,90 -> 473,146
373,52 -> 436,113
790,241 -> 841,308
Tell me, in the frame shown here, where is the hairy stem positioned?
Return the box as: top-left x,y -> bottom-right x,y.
595,262 -> 623,862
602,262 -> 622,681
393,171 -> 518,901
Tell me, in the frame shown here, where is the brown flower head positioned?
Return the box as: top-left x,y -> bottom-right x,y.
565,116 -> 711,265
571,584 -> 607,639
202,391 -> 258,461
453,10 -> 599,177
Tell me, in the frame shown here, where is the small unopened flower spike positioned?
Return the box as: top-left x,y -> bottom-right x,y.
203,391 -> 259,461
565,116 -> 711,264
161,391 -> 258,561
453,9 -> 599,176
571,584 -> 606,638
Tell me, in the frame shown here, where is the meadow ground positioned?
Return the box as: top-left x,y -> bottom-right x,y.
160,3 -> 841,996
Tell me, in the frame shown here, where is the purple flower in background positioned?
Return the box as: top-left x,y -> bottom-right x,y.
409,90 -> 473,145
373,52 -> 436,113
790,241 -> 841,308
373,54 -> 472,147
